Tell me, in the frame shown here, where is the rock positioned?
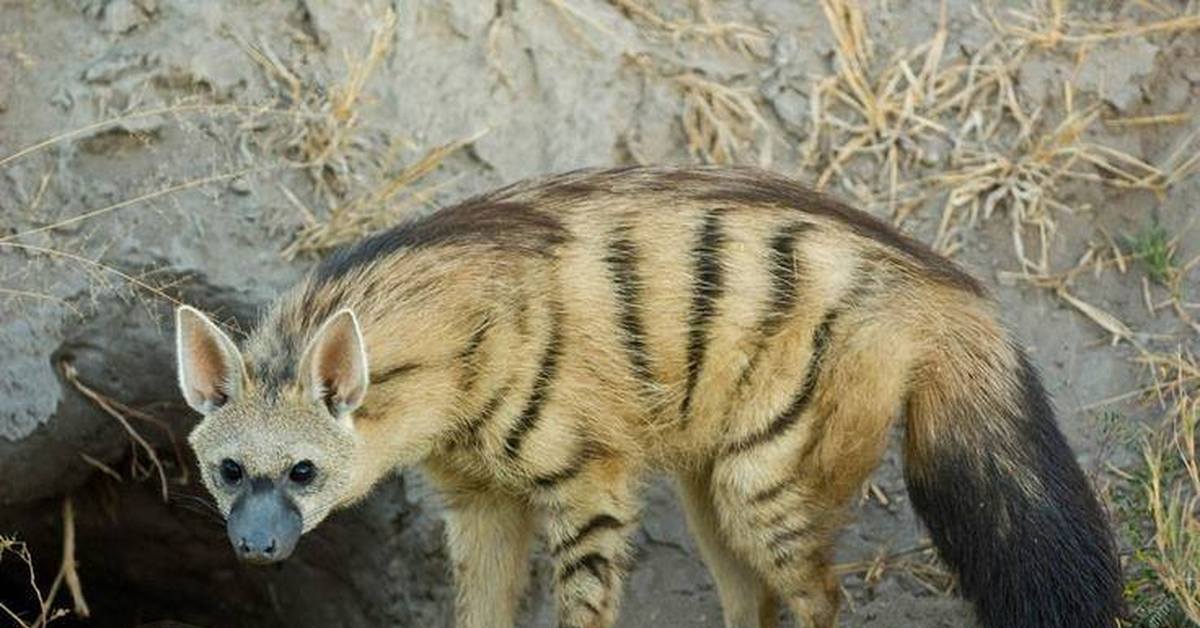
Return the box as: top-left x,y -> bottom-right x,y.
765,84 -> 809,132
100,0 -> 157,34
81,50 -> 157,84
229,175 -> 253,196
1017,56 -> 1067,106
0,314 -> 63,443
442,0 -> 498,38
1076,39 -> 1159,112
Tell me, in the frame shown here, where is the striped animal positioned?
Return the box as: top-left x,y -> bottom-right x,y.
177,166 -> 1122,627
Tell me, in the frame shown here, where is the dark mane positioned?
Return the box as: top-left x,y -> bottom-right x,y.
314,166 -> 982,296
313,198 -> 569,284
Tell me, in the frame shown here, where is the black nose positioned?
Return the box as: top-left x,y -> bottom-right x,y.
236,535 -> 279,562
226,479 -> 303,565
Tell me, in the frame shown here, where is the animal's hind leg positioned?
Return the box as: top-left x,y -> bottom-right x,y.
677,467 -> 779,628
715,470 -> 843,627
714,323 -> 909,626
711,401 -> 895,627
772,550 -> 841,628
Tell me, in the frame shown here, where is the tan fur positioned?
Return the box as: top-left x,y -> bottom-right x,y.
182,166 -> 1018,628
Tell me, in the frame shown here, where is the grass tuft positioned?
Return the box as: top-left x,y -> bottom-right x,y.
627,52 -> 771,165
799,0 -> 1196,272
611,0 -> 770,58
1109,347 -> 1200,626
1130,222 -> 1176,286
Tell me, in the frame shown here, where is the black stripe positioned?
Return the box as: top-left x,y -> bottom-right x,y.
514,290 -> 532,338
462,384 -> 511,445
766,510 -> 790,529
552,514 -> 624,556
604,228 -> 655,388
768,523 -> 815,553
457,321 -> 490,395
748,478 -> 792,505
724,310 -> 838,455
532,452 -> 588,489
732,222 -> 813,392
762,223 -> 810,337
772,544 -> 821,569
369,362 -> 421,386
792,279 -> 877,462
504,305 -> 564,459
681,209 -> 726,422
559,553 -> 610,584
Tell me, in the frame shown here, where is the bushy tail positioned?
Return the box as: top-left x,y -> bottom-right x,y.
903,338 -> 1123,628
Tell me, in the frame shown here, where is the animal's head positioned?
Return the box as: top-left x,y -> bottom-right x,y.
175,305 -> 369,564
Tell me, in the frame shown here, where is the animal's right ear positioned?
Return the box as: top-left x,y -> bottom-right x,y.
175,305 -> 246,414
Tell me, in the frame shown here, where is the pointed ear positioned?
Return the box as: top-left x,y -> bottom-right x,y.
300,309 -> 369,422
176,305 -> 246,414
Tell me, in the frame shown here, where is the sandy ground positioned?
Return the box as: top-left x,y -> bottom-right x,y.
1,0 -> 1197,626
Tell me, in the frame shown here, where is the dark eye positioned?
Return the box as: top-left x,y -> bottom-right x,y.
219,459 -> 243,486
289,460 -> 316,486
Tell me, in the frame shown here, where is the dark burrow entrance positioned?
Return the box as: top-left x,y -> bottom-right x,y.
0,472 -> 450,628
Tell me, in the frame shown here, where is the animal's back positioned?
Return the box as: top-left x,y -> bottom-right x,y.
457,167 -> 981,462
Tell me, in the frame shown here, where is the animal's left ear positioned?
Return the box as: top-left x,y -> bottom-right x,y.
299,309 -> 369,424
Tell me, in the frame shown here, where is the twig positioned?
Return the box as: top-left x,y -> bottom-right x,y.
0,242 -> 183,308
59,360 -> 170,502
78,453 -> 124,483
0,165 -> 281,244
38,498 -> 89,623
0,103 -> 304,170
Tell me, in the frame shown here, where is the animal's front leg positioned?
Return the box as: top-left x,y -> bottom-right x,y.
440,482 -> 535,628
538,459 -> 639,628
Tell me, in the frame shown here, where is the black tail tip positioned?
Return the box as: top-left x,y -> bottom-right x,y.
906,352 -> 1124,627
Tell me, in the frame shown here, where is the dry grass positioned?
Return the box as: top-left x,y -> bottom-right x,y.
1050,233 -> 1200,623
999,0 -> 1200,46
0,241 -> 187,313
928,99 -> 1173,270
237,7 -> 397,204
1119,348 -> 1200,626
0,164 -> 276,245
239,7 -> 479,257
627,52 -> 771,165
1142,410 -> 1199,625
541,0 -> 618,53
802,0 -> 1198,272
0,5 -> 472,308
610,0 -> 770,58
0,104 -> 319,308
600,0 -> 775,166
834,543 -> 954,600
676,70 -> 770,165
0,103 -> 349,312
281,131 -> 484,257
